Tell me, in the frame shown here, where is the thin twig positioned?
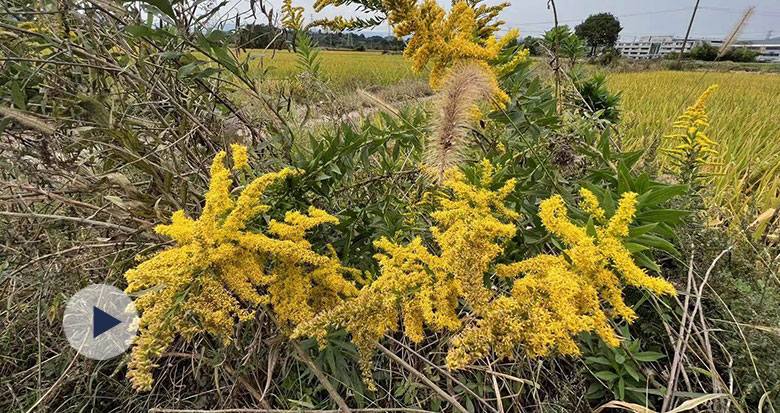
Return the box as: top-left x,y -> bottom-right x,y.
375,342 -> 469,413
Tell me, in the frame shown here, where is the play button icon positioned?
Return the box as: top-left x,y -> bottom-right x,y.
93,306 -> 122,338
63,284 -> 138,360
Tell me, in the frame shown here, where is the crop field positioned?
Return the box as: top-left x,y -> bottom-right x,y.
245,49 -> 424,88
608,71 -> 780,217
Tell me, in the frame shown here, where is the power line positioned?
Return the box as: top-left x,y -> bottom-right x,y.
502,7 -> 693,27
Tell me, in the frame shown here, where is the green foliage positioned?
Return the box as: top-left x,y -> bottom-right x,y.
575,12 -> 623,55
686,42 -> 719,61
294,32 -> 324,79
583,328 -> 666,405
543,25 -> 586,65
572,72 -> 622,123
720,47 -> 760,63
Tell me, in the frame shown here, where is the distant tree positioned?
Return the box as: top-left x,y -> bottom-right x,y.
686,42 -> 718,61
575,13 -> 622,56
720,47 -> 759,62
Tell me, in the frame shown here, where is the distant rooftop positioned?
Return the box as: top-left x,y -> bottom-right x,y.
739,37 -> 780,45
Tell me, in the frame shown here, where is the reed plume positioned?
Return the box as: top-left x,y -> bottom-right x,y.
718,6 -> 755,58
425,63 -> 493,181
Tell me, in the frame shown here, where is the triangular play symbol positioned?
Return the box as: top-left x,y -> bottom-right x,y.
93,306 -> 121,338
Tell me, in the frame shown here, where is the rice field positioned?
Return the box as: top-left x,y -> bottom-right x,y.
245,49 -> 425,88
607,71 -> 780,218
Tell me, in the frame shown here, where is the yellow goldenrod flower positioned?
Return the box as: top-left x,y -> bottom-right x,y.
125,145 -> 360,391
663,85 -> 720,184
293,161 -> 518,389
293,172 -> 674,386
310,0 -> 523,105
230,143 -> 248,170
281,0 -> 306,31
450,189 -> 675,369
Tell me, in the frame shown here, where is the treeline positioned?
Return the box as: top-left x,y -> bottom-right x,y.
235,24 -> 405,51
670,42 -> 760,62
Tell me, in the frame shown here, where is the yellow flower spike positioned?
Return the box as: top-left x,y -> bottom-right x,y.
281,0 -> 305,31
310,0 -> 522,106
124,146 -> 359,392
605,192 -> 638,238
292,167 -> 672,386
538,195 -> 589,246
452,189 -> 675,369
293,165 -> 519,388
663,85 -> 720,182
578,188 -> 607,224
230,144 -> 248,170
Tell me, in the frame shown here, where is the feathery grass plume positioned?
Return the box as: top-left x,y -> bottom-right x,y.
718,6 -> 755,58
425,63 -> 493,181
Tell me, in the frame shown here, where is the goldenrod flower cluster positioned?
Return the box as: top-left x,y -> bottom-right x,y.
311,0 -> 526,105
447,189 -> 676,369
294,168 -> 676,383
663,85 -> 720,184
126,147 -> 675,390
293,160 -> 518,389
124,145 -> 360,391
281,0 -> 306,31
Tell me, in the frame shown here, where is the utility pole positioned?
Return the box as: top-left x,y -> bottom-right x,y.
678,0 -> 701,63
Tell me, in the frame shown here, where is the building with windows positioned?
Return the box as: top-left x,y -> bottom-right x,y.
616,36 -> 724,60
617,35 -> 780,62
735,37 -> 780,62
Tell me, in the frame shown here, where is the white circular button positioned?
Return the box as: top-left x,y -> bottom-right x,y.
63,284 -> 138,360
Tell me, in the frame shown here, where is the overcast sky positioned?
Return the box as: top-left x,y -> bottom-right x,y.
224,0 -> 780,41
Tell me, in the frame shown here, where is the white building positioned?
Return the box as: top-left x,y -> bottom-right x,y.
734,37 -> 780,62
616,36 -> 724,60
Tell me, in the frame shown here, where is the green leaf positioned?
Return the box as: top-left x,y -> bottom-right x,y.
637,185 -> 688,207
623,362 -> 642,382
178,60 -> 206,78
617,163 -> 634,194
628,223 -> 658,237
622,149 -> 645,169
633,351 -> 666,362
634,173 -> 650,194
10,82 -> 26,110
586,356 -> 612,366
193,67 -> 222,79
594,371 -> 619,381
634,234 -> 679,255
624,243 -> 649,253
635,209 -> 690,225
602,190 -> 616,217
586,217 -> 597,238
633,252 -> 661,273
615,353 -> 626,364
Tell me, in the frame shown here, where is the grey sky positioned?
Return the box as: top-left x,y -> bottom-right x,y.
232,0 -> 780,41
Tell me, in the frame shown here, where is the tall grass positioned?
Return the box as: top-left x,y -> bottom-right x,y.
608,71 -> 780,219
